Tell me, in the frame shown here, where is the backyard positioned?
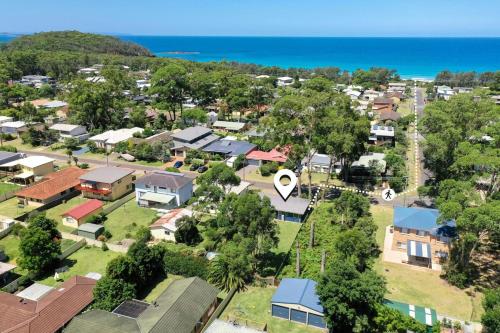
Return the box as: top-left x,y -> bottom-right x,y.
0,234 -> 21,265
274,221 -> 302,254
371,205 -> 484,321
0,198 -> 36,218
37,246 -> 120,287
222,286 -> 320,333
104,199 -> 159,242
0,182 -> 20,196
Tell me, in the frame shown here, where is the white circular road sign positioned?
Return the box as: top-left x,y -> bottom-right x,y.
381,188 -> 396,202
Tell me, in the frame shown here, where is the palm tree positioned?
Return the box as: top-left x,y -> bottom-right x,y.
208,254 -> 249,292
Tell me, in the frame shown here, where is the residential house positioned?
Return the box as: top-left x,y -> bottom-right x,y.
302,153 -> 341,174
362,89 -> 383,101
262,193 -> 310,223
271,278 -> 327,329
384,299 -> 437,328
14,283 -> 55,301
170,126 -> 220,157
369,124 -> 395,146
65,277 -> 220,333
0,116 -> 13,125
246,146 -> 289,167
203,139 -> 256,159
255,74 -> 271,79
454,87 -> 473,94
373,97 -> 396,111
1,121 -> 27,137
149,208 -> 193,242
20,75 -> 52,88
490,95 -> 500,105
0,151 -> 25,170
436,85 -> 455,100
62,199 -> 104,228
78,167 -> 135,201
6,156 -> 55,184
15,167 -> 86,207
134,171 -> 194,210
212,120 -> 249,133
0,262 -> 16,285
388,82 -> 407,93
351,153 -> 387,176
78,67 -> 100,75
345,89 -> 362,100
0,275 -> 97,333
277,76 -> 294,87
391,207 -> 456,268
376,109 -> 401,124
49,123 -> 89,142
88,127 -> 144,151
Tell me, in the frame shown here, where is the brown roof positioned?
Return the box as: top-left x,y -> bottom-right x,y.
16,167 -> 87,200
378,109 -> 402,122
0,275 -> 96,333
373,97 -> 394,105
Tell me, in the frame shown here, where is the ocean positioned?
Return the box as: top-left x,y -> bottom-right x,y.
2,34 -> 500,79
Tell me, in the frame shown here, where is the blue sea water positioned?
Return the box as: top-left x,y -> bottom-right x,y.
2,34 -> 500,78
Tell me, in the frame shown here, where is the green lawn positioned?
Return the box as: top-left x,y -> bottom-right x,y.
0,182 -> 20,195
0,198 -> 36,218
142,274 -> 183,303
104,199 -> 159,242
222,286 -> 321,333
370,205 -> 484,321
37,246 -> 120,287
43,196 -> 89,233
274,221 -> 302,254
0,234 -> 21,265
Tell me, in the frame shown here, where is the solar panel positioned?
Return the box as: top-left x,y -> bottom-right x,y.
113,299 -> 150,318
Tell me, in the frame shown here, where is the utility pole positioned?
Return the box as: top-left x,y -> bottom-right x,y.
295,240 -> 300,277
320,250 -> 326,274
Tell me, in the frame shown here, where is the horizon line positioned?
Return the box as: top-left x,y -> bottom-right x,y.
1,31 -> 500,38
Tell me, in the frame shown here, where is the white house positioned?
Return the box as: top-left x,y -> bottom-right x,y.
88,127 -> 143,151
345,89 -> 362,100
277,76 -> 294,87
369,124 -> 395,146
0,121 -> 27,137
388,82 -> 407,93
0,116 -> 14,125
149,208 -> 193,241
302,153 -> 341,174
133,171 -> 194,210
49,124 -> 89,142
436,86 -> 456,100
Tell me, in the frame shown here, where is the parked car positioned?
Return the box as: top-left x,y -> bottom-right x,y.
173,161 -> 183,168
197,166 -> 208,173
189,164 -> 198,171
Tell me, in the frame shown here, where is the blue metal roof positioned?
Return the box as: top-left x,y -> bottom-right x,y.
203,139 -> 256,157
394,206 -> 456,235
271,278 -> 323,313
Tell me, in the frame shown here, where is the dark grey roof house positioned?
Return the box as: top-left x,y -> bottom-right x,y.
203,139 -> 257,157
0,151 -> 25,166
170,126 -> 220,157
64,277 -> 220,333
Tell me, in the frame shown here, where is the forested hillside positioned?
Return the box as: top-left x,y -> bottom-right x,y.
3,31 -> 153,57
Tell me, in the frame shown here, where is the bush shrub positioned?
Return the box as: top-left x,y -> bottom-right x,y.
163,250 -> 209,280
103,230 -> 112,239
165,167 -> 180,173
0,145 -> 17,152
260,163 -> 271,176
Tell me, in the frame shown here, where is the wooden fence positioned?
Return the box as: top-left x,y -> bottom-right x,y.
102,192 -> 135,215
0,224 -> 14,240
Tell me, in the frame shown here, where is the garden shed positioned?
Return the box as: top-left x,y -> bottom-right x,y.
77,223 -> 104,240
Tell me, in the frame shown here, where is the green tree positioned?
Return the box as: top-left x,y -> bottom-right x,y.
208,241 -> 253,292
150,63 -> 189,121
481,288 -> 500,333
317,258 -> 386,332
28,214 -> 61,240
174,216 -> 202,245
373,304 -> 427,333
129,107 -> 147,128
180,107 -> 208,126
197,163 -> 240,193
331,191 -> 370,227
92,276 -> 136,311
334,229 -> 377,272
18,226 -> 61,275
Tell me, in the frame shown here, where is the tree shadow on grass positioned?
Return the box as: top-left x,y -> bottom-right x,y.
135,272 -> 168,300
256,252 -> 289,277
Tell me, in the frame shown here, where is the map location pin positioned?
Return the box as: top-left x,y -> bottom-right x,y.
274,169 -> 298,201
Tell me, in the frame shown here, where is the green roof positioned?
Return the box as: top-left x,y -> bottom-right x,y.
138,277 -> 220,333
64,277 -> 219,333
384,299 -> 438,327
64,309 -> 140,333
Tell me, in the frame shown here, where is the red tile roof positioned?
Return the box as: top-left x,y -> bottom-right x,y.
0,275 -> 96,333
16,167 -> 87,201
246,148 -> 288,163
61,199 -> 103,220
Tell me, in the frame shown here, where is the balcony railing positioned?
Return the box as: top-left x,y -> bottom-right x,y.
76,184 -> 112,195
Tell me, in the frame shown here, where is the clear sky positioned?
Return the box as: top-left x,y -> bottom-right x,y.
1,0 -> 499,37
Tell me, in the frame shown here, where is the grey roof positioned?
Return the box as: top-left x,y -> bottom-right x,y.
171,134 -> 220,151
137,277 -> 219,333
170,126 -> 212,143
261,193 -> 310,215
65,277 -> 219,333
78,223 -> 104,233
0,151 -> 24,165
244,128 -> 266,137
306,153 -> 331,167
203,140 -> 256,157
15,283 -> 54,301
80,167 -> 134,184
134,172 -> 193,189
